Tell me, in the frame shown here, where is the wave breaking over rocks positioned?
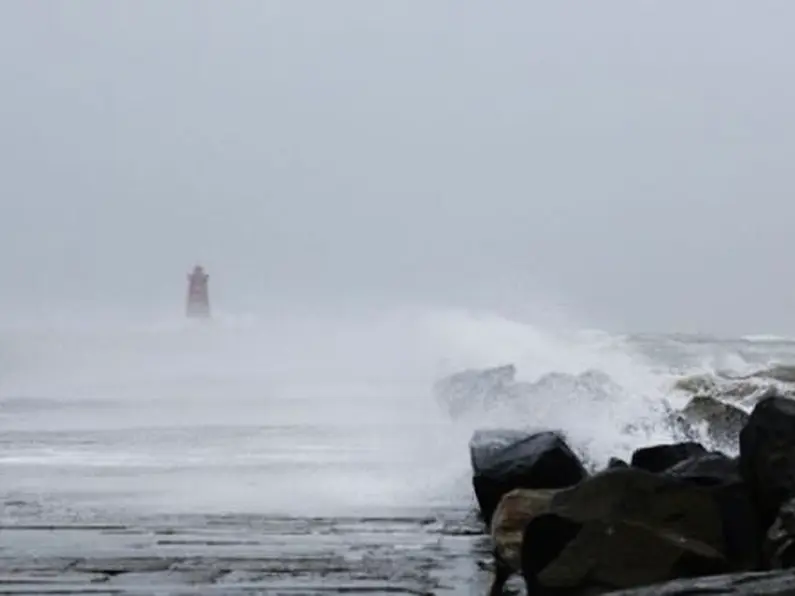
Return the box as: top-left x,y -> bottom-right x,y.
435,359 -> 795,463
466,386 -> 795,595
7,312 -> 795,593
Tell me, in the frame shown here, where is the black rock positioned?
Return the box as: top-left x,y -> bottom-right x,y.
520,513 -> 584,595
765,497 -> 795,569
739,395 -> 795,530
659,454 -> 761,571
470,430 -> 587,526
519,467 -> 761,594
608,457 -> 630,469
469,429 -> 537,472
662,452 -> 741,486
630,442 -> 708,474
608,568 -> 795,595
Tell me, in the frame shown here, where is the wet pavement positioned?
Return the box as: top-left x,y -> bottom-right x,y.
0,508 -> 500,595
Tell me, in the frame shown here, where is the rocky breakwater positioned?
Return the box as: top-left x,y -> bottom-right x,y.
472,390 -> 795,595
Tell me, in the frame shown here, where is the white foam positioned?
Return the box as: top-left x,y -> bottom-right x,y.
0,307 -> 692,515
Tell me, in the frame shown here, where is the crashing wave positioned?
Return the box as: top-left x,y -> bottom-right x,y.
432,360 -> 787,462
432,365 -> 623,419
672,364 -> 795,409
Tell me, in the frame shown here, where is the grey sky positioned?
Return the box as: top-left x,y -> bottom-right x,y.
1,2 -> 794,334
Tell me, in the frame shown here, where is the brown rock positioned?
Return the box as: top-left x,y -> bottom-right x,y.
490,487 -> 560,572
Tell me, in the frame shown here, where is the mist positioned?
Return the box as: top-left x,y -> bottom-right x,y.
2,2 -> 795,334
7,9 -> 795,592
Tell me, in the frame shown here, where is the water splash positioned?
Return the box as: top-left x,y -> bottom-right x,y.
0,307 -> 764,515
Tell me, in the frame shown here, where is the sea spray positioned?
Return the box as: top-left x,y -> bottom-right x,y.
2,307 -> 791,515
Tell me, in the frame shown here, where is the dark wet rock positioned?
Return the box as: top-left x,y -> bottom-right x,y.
518,467 -> 761,594
630,442 -> 708,474
520,513 -> 585,594
608,457 -> 629,469
470,430 -> 587,526
434,364 -> 517,417
469,429 -> 537,473
739,395 -> 795,530
681,395 -> 750,447
662,452 -> 741,486
608,568 -> 795,595
766,498 -> 795,569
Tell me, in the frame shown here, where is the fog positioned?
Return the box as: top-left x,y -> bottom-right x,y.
2,2 -> 794,334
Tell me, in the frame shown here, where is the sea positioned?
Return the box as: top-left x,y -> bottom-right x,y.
1,308 -> 793,594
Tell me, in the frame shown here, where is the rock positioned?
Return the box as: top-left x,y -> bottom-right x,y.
739,395 -> 795,530
488,487 -> 561,593
520,513 -> 585,594
630,442 -> 708,473
766,497 -> 795,569
471,430 -> 587,526
662,452 -> 741,486
608,457 -> 629,469
608,568 -> 795,595
434,364 -> 517,417
519,467 -> 762,594
469,429 -> 537,473
681,395 -> 750,447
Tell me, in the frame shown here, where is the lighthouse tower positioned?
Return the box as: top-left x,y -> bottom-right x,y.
186,265 -> 211,319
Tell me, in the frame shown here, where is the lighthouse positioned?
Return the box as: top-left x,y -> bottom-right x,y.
186,265 -> 211,319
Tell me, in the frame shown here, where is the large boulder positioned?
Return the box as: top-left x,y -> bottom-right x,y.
739,395 -> 795,530
434,364 -> 517,417
469,429 -> 536,472
662,452 -> 741,486
681,395 -> 750,447
519,467 -> 762,594
488,488 -> 561,586
630,442 -> 708,473
470,430 -> 587,526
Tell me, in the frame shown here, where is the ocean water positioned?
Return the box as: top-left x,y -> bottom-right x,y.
1,308 -> 793,593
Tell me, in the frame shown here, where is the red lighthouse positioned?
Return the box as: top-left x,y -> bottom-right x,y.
186,265 -> 211,319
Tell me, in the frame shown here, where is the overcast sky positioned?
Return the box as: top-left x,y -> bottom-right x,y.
1,2 -> 794,334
